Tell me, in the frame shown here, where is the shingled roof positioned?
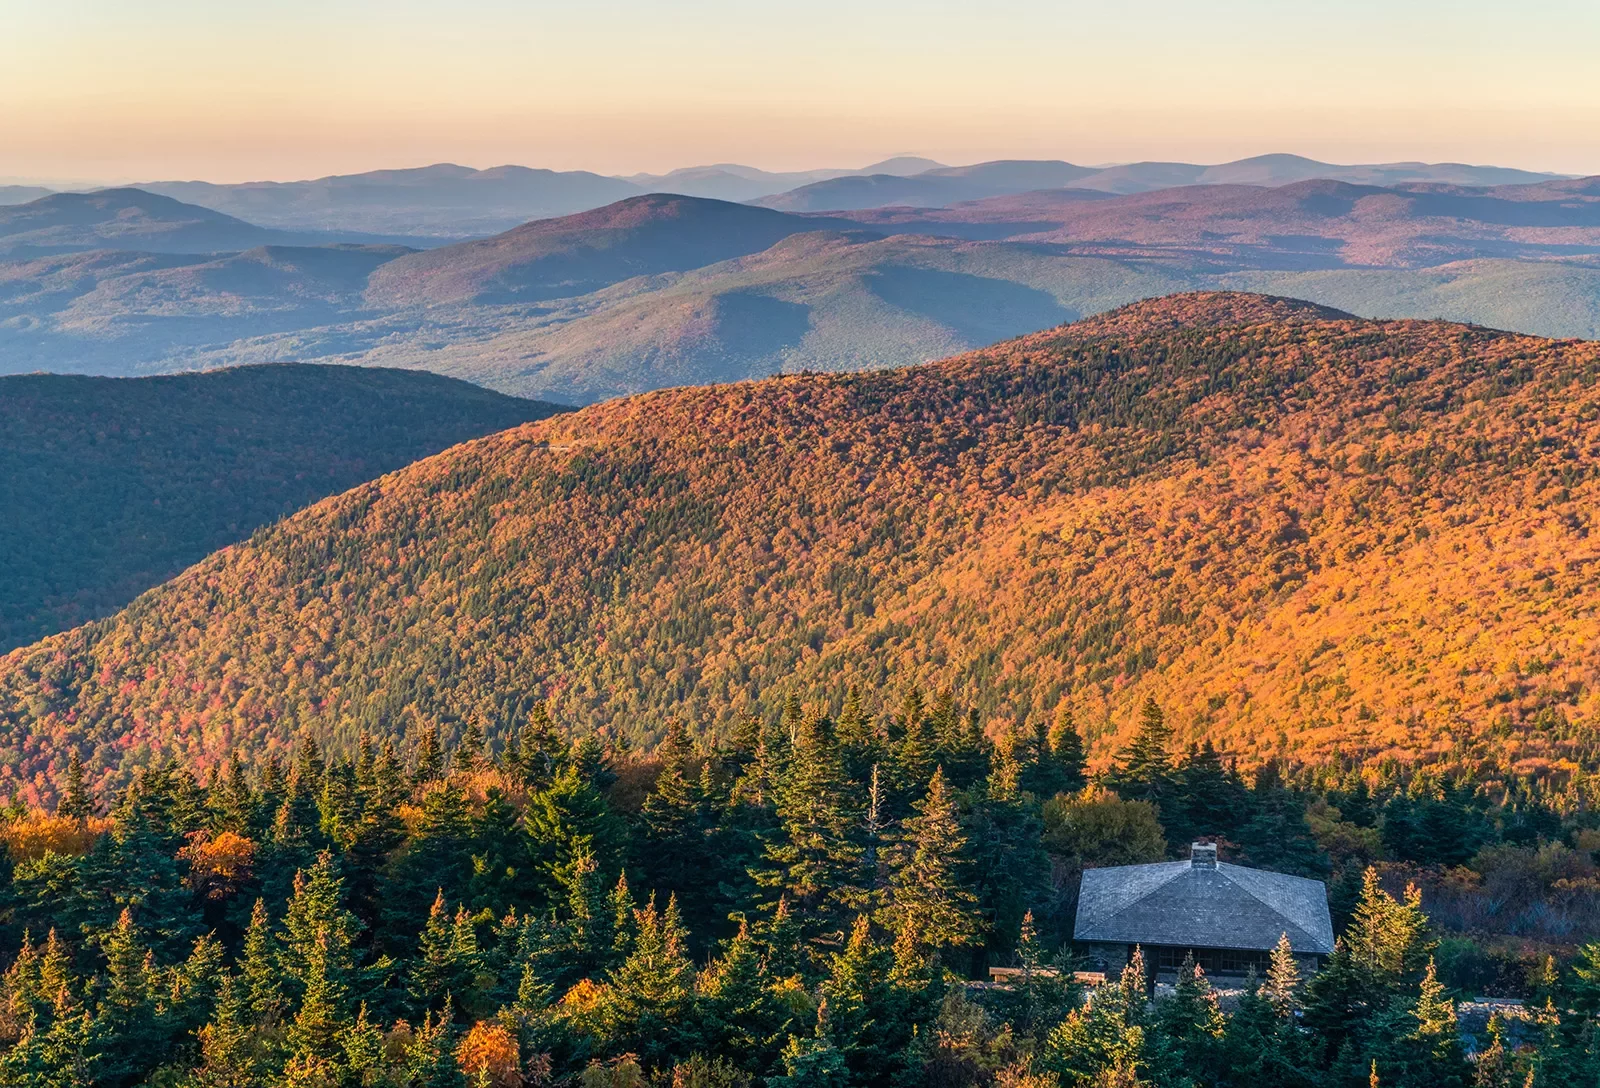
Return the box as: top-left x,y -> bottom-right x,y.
1074,846 -> 1335,955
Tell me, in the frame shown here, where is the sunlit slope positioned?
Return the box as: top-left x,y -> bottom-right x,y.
2,293 -> 1595,790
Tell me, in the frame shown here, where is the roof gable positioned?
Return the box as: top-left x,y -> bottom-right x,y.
1074,859 -> 1334,955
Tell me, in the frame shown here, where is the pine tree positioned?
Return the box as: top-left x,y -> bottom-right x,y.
560,849 -> 616,979
695,917 -> 784,1070
756,895 -> 805,983
57,752 -> 93,823
1264,932 -> 1302,1017
1042,948 -> 1150,1087
1105,696 -> 1174,806
411,891 -> 480,1015
769,1001 -> 850,1088
337,1002 -> 386,1086
639,719 -> 706,909
602,894 -> 697,1067
835,687 -> 880,782
754,710 -> 862,945
893,689 -> 936,792
281,853 -> 362,1001
525,764 -> 628,895
404,1008 -> 464,1088
820,915 -> 925,1085
95,908 -> 162,1084
1153,954 -> 1225,1085
283,933 -> 349,1086
885,768 -> 981,955
414,723 -> 445,785
196,973 -> 263,1088
1049,706 -> 1088,794
241,898 -> 288,1040
1347,867 -> 1433,985
516,704 -> 566,790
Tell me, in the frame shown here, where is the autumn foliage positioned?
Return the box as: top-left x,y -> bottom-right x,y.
3,293 -> 1599,797
456,1020 -> 522,1087
0,811 -> 110,860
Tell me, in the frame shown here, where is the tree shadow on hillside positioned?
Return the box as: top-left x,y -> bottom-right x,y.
710,290 -> 812,358
866,267 -> 1073,345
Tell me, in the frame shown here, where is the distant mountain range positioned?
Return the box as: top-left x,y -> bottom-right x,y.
752,153 -> 1567,212
4,153 -> 1565,236
4,294 -> 1595,782
5,175 -> 1599,402
0,364 -> 562,650
123,157 -> 951,237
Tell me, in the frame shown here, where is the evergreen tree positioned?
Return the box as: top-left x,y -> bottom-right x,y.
1264,932 -> 1302,1017
754,710 -> 862,945
601,895 -> 697,1067
694,918 -> 785,1072
410,891 -> 481,1016
196,973 -> 263,1088
283,933 -> 350,1087
57,753 -> 93,823
769,1002 -> 851,1088
884,769 -> 981,955
1105,697 -> 1174,807
413,724 -> 445,786
1048,706 -> 1089,795
1042,948 -> 1150,1087
280,853 -> 362,1003
1153,954 -> 1225,1085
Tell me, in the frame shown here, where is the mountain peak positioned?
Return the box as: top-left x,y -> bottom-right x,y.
1065,291 -> 1357,337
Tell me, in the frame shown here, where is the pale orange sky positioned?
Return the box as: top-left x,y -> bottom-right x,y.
4,0 -> 1598,184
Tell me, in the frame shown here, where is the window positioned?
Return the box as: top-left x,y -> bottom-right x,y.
1149,945 -> 1271,977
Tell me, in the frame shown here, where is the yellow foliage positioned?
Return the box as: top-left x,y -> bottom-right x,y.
178,830 -> 256,899
1,812 -> 111,860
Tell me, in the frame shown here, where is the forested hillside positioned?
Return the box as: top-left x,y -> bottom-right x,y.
0,364 -> 563,650
1,689 -> 1597,1087
2,293 -> 1598,799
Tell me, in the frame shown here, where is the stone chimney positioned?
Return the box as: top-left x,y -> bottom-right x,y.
1190,842 -> 1218,869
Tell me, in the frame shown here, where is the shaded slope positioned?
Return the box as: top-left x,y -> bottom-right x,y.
294,231 -> 1190,402
3,293 -> 1597,789
756,161 -> 1097,212
0,364 -> 563,650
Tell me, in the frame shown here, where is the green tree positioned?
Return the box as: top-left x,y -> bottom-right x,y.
601,895 -> 697,1067
884,768 -> 981,956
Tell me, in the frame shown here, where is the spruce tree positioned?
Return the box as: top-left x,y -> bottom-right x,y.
283,933 -> 349,1087
602,895 -> 697,1067
1105,696 -> 1174,807
754,710 -> 861,945
695,918 -> 784,1070
885,768 -> 981,955
413,723 -> 445,785
57,752 -> 93,823
1264,932 -> 1302,1017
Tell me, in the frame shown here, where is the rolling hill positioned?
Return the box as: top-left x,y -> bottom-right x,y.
362,193 -> 860,306
2,292 -> 1596,794
0,364 -> 563,651
309,231 -> 1193,402
7,181 -> 1600,401
0,189 -> 292,258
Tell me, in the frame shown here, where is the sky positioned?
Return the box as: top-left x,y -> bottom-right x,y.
4,0 -> 1599,184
